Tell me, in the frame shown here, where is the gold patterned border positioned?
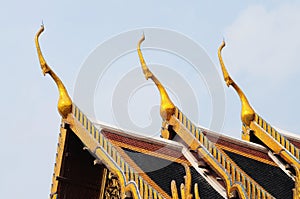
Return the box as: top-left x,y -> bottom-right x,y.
216,144 -> 277,167
50,125 -> 68,198
217,147 -> 271,195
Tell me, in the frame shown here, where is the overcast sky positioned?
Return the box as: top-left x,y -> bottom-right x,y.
1,1 -> 300,198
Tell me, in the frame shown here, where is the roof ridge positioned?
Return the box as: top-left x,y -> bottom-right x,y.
218,41 -> 300,179
170,108 -> 275,198
70,104 -> 165,199
137,38 -> 275,198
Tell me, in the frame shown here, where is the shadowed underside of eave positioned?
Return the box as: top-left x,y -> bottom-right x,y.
53,126 -> 106,199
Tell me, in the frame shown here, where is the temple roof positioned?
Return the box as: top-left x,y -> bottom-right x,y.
49,106 -> 297,198
35,27 -> 299,199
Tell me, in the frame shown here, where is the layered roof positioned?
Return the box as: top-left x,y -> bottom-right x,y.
136,37 -> 297,199
218,41 -> 300,171
218,41 -> 300,198
49,102 -> 295,199
35,26 -> 299,199
48,103 -> 295,199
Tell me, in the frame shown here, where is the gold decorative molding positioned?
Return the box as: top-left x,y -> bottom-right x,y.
99,168 -> 108,199
124,182 -> 141,199
294,166 -> 300,199
50,127 -> 68,198
218,41 -> 255,127
170,164 -> 199,199
35,25 -> 72,118
137,35 -> 175,121
104,171 -> 122,199
252,115 -> 300,167
229,183 -> 247,199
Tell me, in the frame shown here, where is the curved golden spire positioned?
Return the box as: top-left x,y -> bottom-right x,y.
218,41 -> 255,126
137,34 -> 175,120
35,25 -> 72,118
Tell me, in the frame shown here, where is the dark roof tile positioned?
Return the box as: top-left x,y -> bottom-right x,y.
123,148 -> 224,199
224,150 -> 294,199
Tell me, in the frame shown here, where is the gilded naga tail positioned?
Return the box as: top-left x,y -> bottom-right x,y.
35,25 -> 72,118
137,34 -> 175,120
218,41 -> 255,126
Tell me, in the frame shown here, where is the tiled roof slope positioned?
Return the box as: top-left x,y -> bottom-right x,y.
224,150 -> 294,199
123,147 -> 186,197
102,129 -> 225,199
203,128 -> 295,199
190,167 -> 224,199
102,125 -> 296,198
102,129 -> 188,164
166,115 -> 295,199
122,148 -> 224,199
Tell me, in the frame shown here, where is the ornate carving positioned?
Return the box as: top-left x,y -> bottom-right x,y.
104,171 -> 121,199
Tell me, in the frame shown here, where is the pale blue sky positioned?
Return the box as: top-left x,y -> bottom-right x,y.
1,1 -> 299,198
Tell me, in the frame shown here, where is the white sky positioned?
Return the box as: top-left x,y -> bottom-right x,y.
1,1 -> 300,198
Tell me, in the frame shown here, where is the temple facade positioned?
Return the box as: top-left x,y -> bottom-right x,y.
35,26 -> 299,199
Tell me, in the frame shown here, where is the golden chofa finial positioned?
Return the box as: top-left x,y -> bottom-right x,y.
35,25 -> 72,118
137,34 -> 175,120
218,41 -> 255,126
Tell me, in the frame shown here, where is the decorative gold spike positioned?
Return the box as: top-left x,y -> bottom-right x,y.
137,35 -> 175,120
194,183 -> 200,199
180,183 -> 186,199
35,25 -> 72,118
218,41 -> 255,126
183,164 -> 192,196
170,164 -> 194,199
171,180 -> 179,199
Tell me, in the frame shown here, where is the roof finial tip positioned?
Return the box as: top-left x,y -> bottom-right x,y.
141,31 -> 145,42
222,37 -> 226,46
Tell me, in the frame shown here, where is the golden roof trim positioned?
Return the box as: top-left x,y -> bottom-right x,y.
216,144 -> 278,166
